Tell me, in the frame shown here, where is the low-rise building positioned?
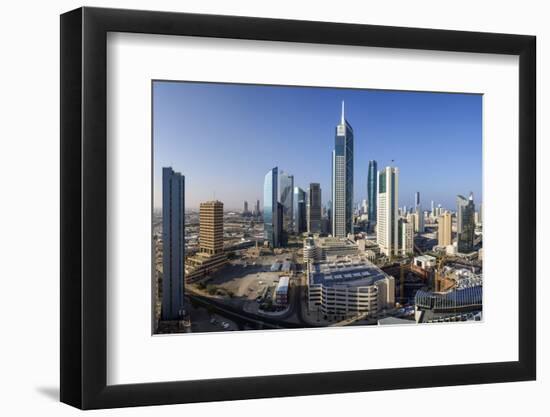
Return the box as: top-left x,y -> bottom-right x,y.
303,237 -> 321,263
413,254 -> 437,270
307,254 -> 395,320
275,276 -> 290,305
414,285 -> 483,323
356,238 -> 380,255
185,252 -> 228,282
303,236 -> 359,263
446,244 -> 458,256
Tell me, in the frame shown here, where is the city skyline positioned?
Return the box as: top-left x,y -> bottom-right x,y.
153,81 -> 482,211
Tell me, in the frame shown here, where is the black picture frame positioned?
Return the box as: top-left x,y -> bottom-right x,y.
60,6 -> 536,410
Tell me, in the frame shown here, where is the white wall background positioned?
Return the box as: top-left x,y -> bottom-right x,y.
0,0 -> 545,415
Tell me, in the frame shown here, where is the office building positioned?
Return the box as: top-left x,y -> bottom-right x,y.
162,167 -> 185,320
307,254 -> 395,319
275,276 -> 290,305
332,101 -> 354,237
186,200 -> 228,282
294,187 -> 307,234
255,199 -> 260,217
415,191 -> 420,210
199,201 -> 224,254
414,206 -> 425,233
263,167 -> 280,247
279,171 -> 294,235
326,200 -> 332,234
399,218 -> 414,255
438,211 -> 452,246
376,166 -> 399,257
307,183 -> 322,233
361,199 -> 368,215
277,202 -> 285,245
457,193 -> 475,253
243,201 -> 248,214
367,160 -> 377,226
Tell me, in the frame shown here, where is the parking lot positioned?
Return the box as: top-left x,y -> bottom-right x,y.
195,254 -> 292,308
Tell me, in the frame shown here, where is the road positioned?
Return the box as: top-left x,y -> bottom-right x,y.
188,289 -> 316,331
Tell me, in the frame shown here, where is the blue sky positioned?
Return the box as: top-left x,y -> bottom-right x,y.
153,81 -> 482,211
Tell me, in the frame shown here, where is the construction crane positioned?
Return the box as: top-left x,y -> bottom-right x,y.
434,254 -> 447,292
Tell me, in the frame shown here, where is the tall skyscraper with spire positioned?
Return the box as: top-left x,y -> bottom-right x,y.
331,101 -> 354,238
367,160 -> 377,228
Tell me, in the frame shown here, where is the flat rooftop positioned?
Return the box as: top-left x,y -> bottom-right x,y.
309,256 -> 388,288
414,254 -> 436,262
316,237 -> 357,248
276,276 -> 290,292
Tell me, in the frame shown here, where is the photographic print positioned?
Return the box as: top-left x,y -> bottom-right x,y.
152,81 -> 483,335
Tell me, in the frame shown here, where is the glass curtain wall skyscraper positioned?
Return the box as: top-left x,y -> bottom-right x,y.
279,171 -> 294,235
457,193 -> 475,253
367,160 -> 377,228
161,167 -> 185,321
307,183 -> 322,233
331,101 -> 354,238
264,167 -> 280,248
294,186 -> 307,234
377,166 -> 399,257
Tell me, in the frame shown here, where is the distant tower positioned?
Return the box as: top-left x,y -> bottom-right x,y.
199,200 -> 224,255
377,166 -> 399,257
415,192 -> 420,210
264,167 -> 280,248
457,193 -> 475,253
255,199 -> 260,217
332,101 -> 354,237
431,200 -> 435,218
243,200 -> 249,214
162,167 -> 185,321
307,183 -> 322,234
367,160 -> 377,228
